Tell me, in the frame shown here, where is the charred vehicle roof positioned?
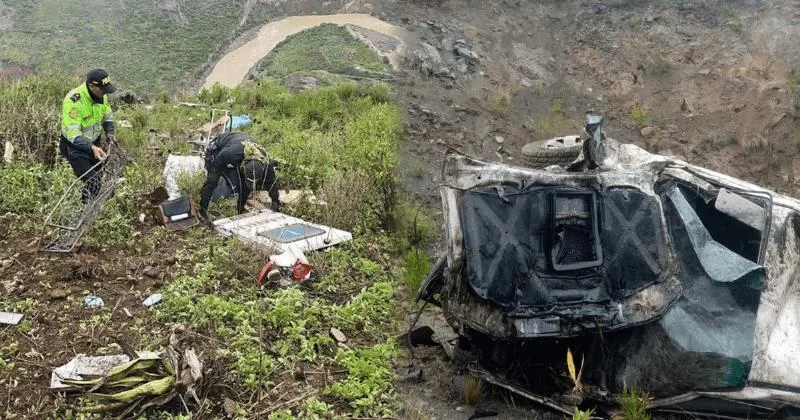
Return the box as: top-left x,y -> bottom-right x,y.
418,116 -> 800,418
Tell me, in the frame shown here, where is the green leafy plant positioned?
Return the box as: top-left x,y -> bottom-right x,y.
403,248 -> 431,294
630,105 -> 650,127
327,342 -> 396,417
618,385 -> 652,420
571,407 -> 594,420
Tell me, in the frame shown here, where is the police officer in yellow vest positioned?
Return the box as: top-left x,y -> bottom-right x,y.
59,69 -> 117,202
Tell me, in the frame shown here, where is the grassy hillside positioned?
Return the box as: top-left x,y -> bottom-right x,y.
0,72 -> 433,418
0,0 -> 247,94
256,23 -> 392,80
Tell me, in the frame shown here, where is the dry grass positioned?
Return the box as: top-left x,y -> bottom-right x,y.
488,90 -> 512,114
318,169 -> 378,231
463,373 -> 483,406
739,134 -> 771,152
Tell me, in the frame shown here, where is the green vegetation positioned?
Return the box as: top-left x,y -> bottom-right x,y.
403,248 -> 431,297
791,71 -> 800,94
0,70 -> 411,417
727,16 -> 744,32
538,97 -> 578,138
0,0 -> 251,94
256,23 -> 392,80
572,407 -> 595,420
487,90 -> 512,114
618,385 -> 652,420
646,56 -> 672,76
630,105 -> 650,127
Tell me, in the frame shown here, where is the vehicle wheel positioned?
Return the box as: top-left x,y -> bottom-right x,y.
520,135 -> 584,168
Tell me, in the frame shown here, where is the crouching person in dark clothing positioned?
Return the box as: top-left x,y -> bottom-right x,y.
199,132 -> 280,219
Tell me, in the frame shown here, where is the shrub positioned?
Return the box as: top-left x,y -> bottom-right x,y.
402,248 -> 431,293
618,385 -> 652,420
630,105 -> 650,127
0,71 -> 76,165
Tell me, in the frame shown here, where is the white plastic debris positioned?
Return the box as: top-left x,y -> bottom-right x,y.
50,352 -> 158,389
84,295 -> 104,309
0,312 -> 24,325
142,293 -> 163,308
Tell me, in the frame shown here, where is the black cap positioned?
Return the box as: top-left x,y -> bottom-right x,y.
86,69 -> 117,94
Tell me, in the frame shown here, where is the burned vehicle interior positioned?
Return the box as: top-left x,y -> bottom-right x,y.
419,116 -> 800,418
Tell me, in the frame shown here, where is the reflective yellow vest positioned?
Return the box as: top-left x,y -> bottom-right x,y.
61,83 -> 113,149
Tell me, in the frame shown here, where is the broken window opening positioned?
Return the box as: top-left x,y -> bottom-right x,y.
550,191 -> 603,271
675,183 -> 765,263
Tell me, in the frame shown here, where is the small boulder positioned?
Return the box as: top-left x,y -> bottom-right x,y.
142,266 -> 159,278
330,327 -> 348,343
640,126 -> 656,138
48,289 -> 68,300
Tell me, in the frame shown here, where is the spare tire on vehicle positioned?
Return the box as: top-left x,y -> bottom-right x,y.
520,135 -> 584,168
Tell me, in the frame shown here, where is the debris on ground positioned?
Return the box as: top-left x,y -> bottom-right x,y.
3,140 -> 14,163
0,311 -> 23,325
83,295 -> 104,309
330,327 -> 348,343
52,337 -> 204,417
213,210 -> 352,254
257,257 -> 313,287
399,325 -> 437,347
142,293 -> 163,308
228,114 -> 252,130
152,196 -> 200,231
399,367 -> 423,383
161,155 -> 205,200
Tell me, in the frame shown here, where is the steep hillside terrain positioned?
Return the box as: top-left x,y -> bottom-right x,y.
2,0 -> 800,418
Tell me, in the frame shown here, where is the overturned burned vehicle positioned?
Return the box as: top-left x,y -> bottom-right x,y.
419,116 -> 800,418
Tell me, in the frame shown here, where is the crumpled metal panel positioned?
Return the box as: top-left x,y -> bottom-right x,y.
665,187 -> 763,283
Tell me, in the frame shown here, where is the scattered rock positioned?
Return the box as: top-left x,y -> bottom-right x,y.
697,68 -> 711,76
435,66 -> 455,79
455,59 -> 468,74
284,74 -> 319,93
223,397 -> 238,418
521,78 -> 533,88
1,259 -> 11,269
456,406 -> 465,412
453,39 -> 480,64
770,113 -> 788,129
436,139 -> 446,146
92,282 -> 102,289
142,266 -> 159,278
640,126 -> 656,138
49,289 -> 68,300
494,136 -> 505,144
681,98 -> 696,115
399,367 -> 423,382
330,327 -> 348,343
117,90 -> 142,105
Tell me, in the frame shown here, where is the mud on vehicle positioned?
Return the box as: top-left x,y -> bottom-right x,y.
418,116 -> 800,418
